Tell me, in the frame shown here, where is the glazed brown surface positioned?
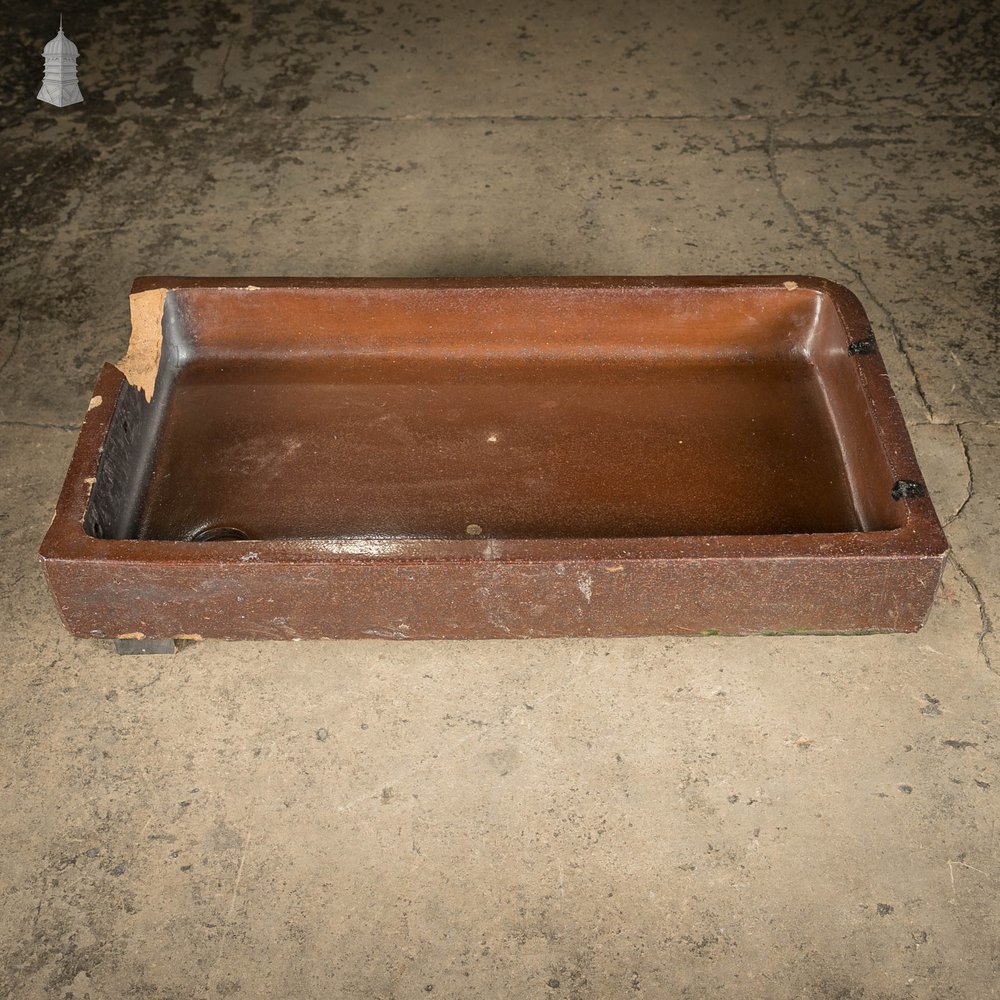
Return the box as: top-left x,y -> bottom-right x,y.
40,276 -> 947,638
139,355 -> 867,541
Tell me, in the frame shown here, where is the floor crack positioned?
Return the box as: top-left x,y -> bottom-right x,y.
0,420 -> 80,432
950,552 -> 995,674
128,671 -> 163,695
766,120 -> 934,422
944,424 -> 975,527
217,38 -> 235,101
0,310 -> 23,378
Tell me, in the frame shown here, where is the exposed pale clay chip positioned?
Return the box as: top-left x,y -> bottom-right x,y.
118,287 -> 167,401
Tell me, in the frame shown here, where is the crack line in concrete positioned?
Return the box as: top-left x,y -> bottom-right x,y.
0,420 -> 80,432
127,671 -> 163,695
0,310 -> 23,378
944,424 -> 976,527
942,423 -> 995,673
912,420 -> 1000,428
949,552 -> 995,675
217,38 -> 235,108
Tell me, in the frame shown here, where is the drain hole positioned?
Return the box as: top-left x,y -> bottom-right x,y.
190,525 -> 250,542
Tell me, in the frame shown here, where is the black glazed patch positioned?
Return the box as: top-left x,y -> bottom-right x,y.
848,326 -> 878,355
891,480 -> 926,501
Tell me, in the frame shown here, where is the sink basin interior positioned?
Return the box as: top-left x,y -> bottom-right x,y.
88,281 -> 903,543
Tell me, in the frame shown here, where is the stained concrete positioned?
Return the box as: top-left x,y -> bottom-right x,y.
1,2 -> 998,998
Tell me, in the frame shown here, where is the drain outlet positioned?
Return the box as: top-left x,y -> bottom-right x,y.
189,525 -> 250,542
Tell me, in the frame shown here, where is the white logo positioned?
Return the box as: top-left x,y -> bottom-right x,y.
38,17 -> 84,108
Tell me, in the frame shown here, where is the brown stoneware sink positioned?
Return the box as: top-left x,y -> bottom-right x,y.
40,276 -> 947,642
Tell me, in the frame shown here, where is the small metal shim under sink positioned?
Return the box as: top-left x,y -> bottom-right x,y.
40,276 -> 947,642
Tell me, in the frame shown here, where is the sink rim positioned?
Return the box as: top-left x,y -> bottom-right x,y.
43,274 -> 946,563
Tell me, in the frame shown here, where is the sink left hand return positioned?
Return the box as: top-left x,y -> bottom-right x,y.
39,276 -> 948,644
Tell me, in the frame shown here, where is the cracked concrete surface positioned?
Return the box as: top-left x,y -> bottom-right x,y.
1,1 -> 998,998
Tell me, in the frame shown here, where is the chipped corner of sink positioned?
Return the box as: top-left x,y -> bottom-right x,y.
115,285 -> 168,403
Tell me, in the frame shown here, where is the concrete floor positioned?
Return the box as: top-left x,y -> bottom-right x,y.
2,1 -> 998,997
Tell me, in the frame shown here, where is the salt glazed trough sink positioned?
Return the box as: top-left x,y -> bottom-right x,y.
40,277 -> 947,647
